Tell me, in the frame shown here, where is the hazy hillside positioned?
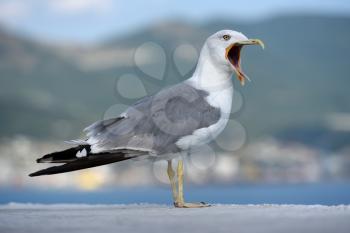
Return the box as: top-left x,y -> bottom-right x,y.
1,15 -> 350,146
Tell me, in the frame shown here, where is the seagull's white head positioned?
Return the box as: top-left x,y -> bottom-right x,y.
204,30 -> 264,86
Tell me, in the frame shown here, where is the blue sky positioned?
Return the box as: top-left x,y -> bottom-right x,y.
0,0 -> 349,43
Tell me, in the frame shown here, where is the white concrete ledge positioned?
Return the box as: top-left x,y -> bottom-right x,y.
1,203 -> 350,233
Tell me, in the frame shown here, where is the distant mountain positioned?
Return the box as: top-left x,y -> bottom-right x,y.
1,15 -> 350,145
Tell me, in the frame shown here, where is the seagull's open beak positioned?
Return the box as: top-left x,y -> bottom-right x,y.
225,39 -> 264,86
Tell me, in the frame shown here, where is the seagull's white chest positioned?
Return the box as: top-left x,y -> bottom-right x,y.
176,85 -> 233,150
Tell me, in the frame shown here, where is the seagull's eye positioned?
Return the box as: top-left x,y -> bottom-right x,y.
223,35 -> 231,41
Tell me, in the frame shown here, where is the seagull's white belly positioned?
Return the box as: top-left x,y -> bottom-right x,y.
176,86 -> 233,150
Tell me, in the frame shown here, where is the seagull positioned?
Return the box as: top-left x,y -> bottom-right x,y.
29,30 -> 264,208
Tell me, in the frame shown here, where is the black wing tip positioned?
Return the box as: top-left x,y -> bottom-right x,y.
28,170 -> 48,177
36,158 -> 53,163
29,152 -> 132,177
29,168 -> 55,177
28,172 -> 40,177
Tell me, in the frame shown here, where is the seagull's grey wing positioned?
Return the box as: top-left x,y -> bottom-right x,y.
85,83 -> 221,155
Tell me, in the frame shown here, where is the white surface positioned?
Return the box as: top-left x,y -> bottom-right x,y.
1,203 -> 350,233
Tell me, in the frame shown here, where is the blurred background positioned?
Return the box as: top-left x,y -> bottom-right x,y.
0,0 -> 350,205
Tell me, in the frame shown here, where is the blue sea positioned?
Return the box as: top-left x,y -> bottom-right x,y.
1,183 -> 349,205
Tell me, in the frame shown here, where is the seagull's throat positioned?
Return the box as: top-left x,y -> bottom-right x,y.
226,44 -> 248,86
225,39 -> 264,86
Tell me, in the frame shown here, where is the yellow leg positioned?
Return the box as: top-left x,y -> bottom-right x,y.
167,160 -> 177,202
177,159 -> 185,204
174,159 -> 210,208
